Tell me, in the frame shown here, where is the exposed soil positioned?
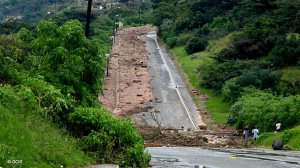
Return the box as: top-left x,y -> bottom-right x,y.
99,26 -> 246,148
139,125 -> 247,149
99,26 -> 156,117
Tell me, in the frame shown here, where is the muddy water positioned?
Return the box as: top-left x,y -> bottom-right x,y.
147,147 -> 300,168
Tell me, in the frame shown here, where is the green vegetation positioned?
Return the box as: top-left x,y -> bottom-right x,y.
228,88 -> 300,132
171,46 -> 230,124
0,17 -> 150,167
153,0 -> 300,143
0,92 -> 93,167
90,16 -> 114,53
70,108 -> 150,166
281,67 -> 300,94
258,126 -> 300,150
171,47 -> 207,88
207,32 -> 238,55
0,0 -> 77,22
110,7 -> 153,27
0,1 -> 154,167
206,97 -> 230,124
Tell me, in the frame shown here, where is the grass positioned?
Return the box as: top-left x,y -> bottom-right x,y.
206,96 -> 231,124
257,126 -> 300,150
0,106 -> 94,167
170,46 -> 230,124
206,32 -> 240,56
281,67 -> 300,85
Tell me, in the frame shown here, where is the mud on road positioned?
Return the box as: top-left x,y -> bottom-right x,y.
99,26 -> 245,148
99,26 -> 155,116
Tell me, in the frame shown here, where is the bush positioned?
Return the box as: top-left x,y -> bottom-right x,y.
166,37 -> 177,48
266,35 -> 300,67
185,37 -> 208,54
82,131 -> 114,163
197,60 -> 255,92
281,130 -> 298,145
69,108 -> 150,167
235,18 -> 277,58
228,88 -> 300,132
0,85 -> 38,115
123,143 -> 151,167
159,19 -> 176,40
221,78 -> 241,102
122,10 -> 153,26
215,48 -> 238,62
20,75 -> 73,122
222,68 -> 280,102
176,33 -> 193,46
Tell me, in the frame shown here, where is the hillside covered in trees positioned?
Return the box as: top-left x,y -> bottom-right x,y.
152,0 -> 300,133
0,0 -> 77,21
0,1 -> 152,167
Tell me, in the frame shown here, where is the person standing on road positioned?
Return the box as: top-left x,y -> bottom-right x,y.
252,127 -> 259,141
275,122 -> 281,132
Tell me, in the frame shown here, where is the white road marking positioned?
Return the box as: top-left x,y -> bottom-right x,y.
147,34 -> 198,130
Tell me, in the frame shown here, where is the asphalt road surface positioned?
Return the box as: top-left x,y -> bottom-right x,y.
133,33 -> 203,131
147,147 -> 300,168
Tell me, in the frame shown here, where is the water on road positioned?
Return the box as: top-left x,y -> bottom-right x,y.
147,147 -> 300,168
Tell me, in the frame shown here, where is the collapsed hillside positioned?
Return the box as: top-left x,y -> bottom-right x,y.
99,26 -> 155,116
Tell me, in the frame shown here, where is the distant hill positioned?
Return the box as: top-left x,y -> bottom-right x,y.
0,0 -> 80,22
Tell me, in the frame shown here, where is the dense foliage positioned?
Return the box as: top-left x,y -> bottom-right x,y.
0,18 -> 150,167
11,19 -> 104,107
153,0 -> 300,131
228,88 -> 300,132
69,108 -> 150,166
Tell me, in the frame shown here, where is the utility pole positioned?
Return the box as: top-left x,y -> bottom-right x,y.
55,0 -> 57,12
85,0 -> 93,38
138,0 -> 142,24
138,1 -> 140,23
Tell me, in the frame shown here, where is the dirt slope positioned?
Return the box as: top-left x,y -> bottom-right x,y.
99,26 -> 156,117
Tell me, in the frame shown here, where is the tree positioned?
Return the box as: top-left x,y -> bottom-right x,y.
185,37 -> 208,54
152,2 -> 176,26
267,35 -> 300,67
18,20 -> 104,106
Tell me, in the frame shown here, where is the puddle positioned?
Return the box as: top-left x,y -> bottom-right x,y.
158,158 -> 180,163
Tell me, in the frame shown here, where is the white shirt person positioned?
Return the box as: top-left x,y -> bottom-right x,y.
276,122 -> 281,132
252,128 -> 259,141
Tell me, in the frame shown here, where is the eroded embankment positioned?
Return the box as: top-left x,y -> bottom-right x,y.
99,26 -> 156,117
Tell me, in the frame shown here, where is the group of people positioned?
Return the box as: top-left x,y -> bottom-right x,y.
242,122 -> 281,141
242,127 -> 259,141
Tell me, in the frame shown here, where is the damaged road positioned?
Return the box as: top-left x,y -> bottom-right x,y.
132,32 -> 204,131
99,25 -> 204,131
147,147 -> 300,168
100,26 -> 243,147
